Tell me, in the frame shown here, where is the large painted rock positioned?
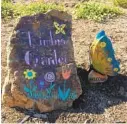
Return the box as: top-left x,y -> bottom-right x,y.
2,10 -> 82,112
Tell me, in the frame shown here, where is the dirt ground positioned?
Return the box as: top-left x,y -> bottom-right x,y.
1,9 -> 127,123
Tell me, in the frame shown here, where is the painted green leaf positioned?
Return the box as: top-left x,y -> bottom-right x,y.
50,83 -> 55,89
32,85 -> 37,92
64,88 -> 70,100
58,87 -> 70,101
24,85 -> 30,93
58,87 -> 64,100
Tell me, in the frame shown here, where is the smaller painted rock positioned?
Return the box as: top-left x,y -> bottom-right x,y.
89,30 -> 120,76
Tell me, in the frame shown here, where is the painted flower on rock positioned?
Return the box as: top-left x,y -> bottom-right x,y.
62,69 -> 71,80
113,68 -> 118,72
24,69 -> 36,80
100,42 -> 106,48
107,58 -> 112,62
44,72 -> 55,82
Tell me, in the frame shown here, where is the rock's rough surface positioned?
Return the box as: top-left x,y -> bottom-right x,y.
2,10 -> 82,112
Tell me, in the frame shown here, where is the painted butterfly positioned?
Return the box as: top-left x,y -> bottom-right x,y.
54,22 -> 66,35
88,30 -> 120,83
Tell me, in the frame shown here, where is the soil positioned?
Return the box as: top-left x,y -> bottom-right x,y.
1,8 -> 127,123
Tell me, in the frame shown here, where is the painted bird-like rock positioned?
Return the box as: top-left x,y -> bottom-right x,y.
88,30 -> 120,83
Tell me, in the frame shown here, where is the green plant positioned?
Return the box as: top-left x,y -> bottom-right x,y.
113,0 -> 127,8
2,1 -> 64,20
2,0 -> 12,2
74,2 -> 123,22
2,2 -> 16,19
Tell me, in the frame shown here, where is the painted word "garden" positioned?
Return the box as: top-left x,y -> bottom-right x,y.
25,49 -> 67,66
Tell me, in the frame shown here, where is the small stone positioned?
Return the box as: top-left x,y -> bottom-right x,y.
125,92 -> 127,98
118,86 -> 125,95
115,121 -> 126,123
92,29 -> 96,32
33,114 -> 47,119
107,100 -> 112,105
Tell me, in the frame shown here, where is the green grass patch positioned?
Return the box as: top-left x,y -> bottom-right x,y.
74,2 -> 123,22
2,1 -> 64,20
113,0 -> 127,8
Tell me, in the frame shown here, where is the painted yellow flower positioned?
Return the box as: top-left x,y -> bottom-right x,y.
113,68 -> 118,72
107,58 -> 112,62
24,69 -> 36,80
100,42 -> 106,48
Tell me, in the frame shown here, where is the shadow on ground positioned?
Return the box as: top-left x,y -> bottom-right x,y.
73,67 -> 127,111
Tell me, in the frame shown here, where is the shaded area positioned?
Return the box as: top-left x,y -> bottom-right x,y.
73,67 -> 127,111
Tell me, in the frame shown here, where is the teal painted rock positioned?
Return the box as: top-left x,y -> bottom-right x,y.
90,30 -> 120,76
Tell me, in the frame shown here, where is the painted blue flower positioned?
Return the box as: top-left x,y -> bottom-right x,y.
36,76 -> 50,90
40,81 -> 44,87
